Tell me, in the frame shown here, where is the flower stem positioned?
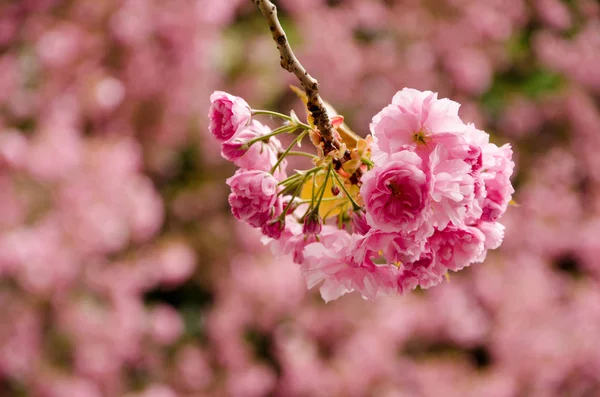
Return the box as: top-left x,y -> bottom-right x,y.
280,169 -> 318,218
331,169 -> 362,211
252,109 -> 312,130
286,151 -> 319,159
270,129 -> 308,174
243,124 -> 297,149
314,163 -> 332,212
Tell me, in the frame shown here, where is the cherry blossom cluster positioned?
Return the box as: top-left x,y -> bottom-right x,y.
210,88 -> 514,301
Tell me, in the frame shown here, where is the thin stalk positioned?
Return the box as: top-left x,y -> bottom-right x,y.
331,169 -> 362,211
278,166 -> 323,186
313,163 -> 332,212
286,151 -> 318,159
252,109 -> 312,130
270,130 -> 308,174
243,124 -> 297,149
252,109 -> 294,122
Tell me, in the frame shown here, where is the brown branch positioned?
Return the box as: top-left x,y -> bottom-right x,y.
251,0 -> 343,156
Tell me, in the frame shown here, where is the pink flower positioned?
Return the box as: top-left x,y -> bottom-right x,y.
360,150 -> 429,233
429,226 -> 486,271
370,88 -> 465,155
148,304 -> 183,345
476,221 -> 506,250
221,120 -> 287,176
481,143 -> 515,222
208,91 -> 251,141
358,229 -> 427,267
428,144 -> 476,229
302,231 -> 398,301
397,250 -> 447,292
227,170 -> 279,228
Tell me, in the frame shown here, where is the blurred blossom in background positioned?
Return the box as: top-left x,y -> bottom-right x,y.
1,0 -> 600,396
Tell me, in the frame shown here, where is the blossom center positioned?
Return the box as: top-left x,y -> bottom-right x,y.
412,130 -> 429,145
388,182 -> 403,198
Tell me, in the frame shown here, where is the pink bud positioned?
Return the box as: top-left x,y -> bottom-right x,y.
351,209 -> 370,235
208,91 -> 251,141
302,211 -> 322,236
331,184 -> 340,196
262,217 -> 285,239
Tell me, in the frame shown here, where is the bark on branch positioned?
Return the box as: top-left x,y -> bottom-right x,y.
251,0 -> 343,155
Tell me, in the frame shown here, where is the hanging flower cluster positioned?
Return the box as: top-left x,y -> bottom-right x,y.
209,88 -> 514,301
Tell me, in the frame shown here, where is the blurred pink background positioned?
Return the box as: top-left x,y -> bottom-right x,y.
1,0 -> 600,396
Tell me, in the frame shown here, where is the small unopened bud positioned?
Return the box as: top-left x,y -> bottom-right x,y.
221,139 -> 249,161
331,183 -> 340,196
303,210 -> 322,236
351,209 -> 370,235
262,217 -> 285,239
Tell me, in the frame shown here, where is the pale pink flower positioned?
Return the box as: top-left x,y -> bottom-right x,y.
358,229 -> 427,267
370,88 -> 465,155
428,144 -> 476,229
221,120 -> 287,175
477,221 -> 506,250
227,170 -> 279,228
429,226 -> 486,271
148,304 -> 183,345
481,143 -> 515,222
397,250 -> 447,292
266,220 -> 308,264
360,150 -> 429,233
0,129 -> 28,169
208,91 -> 252,141
303,231 -> 399,301
155,241 -> 197,286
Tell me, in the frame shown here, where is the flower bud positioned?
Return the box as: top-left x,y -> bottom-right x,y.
351,209 -> 370,235
302,210 -> 322,236
208,91 -> 251,141
331,183 -> 340,196
221,138 -> 248,161
262,217 -> 285,239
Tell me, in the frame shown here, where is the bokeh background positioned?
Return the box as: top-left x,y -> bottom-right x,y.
1,0 -> 600,396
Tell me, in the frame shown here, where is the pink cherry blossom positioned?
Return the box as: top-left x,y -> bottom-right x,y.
227,169 -> 279,228
428,144 -> 476,229
360,150 -> 430,233
397,249 -> 447,293
302,231 -> 398,301
370,88 -> 466,155
429,226 -> 486,271
221,120 -> 286,176
481,143 -> 515,222
208,91 -> 252,141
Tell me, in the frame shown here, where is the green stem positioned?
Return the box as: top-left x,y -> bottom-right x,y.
298,196 -> 343,204
286,151 -> 319,159
252,109 -> 312,130
270,130 -> 308,174
252,109 -> 294,123
331,169 -> 362,211
243,124 -> 297,149
278,166 -> 323,186
314,163 -> 332,212
281,170 -> 316,218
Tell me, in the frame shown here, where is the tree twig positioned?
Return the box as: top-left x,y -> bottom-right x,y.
251,0 -> 343,156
